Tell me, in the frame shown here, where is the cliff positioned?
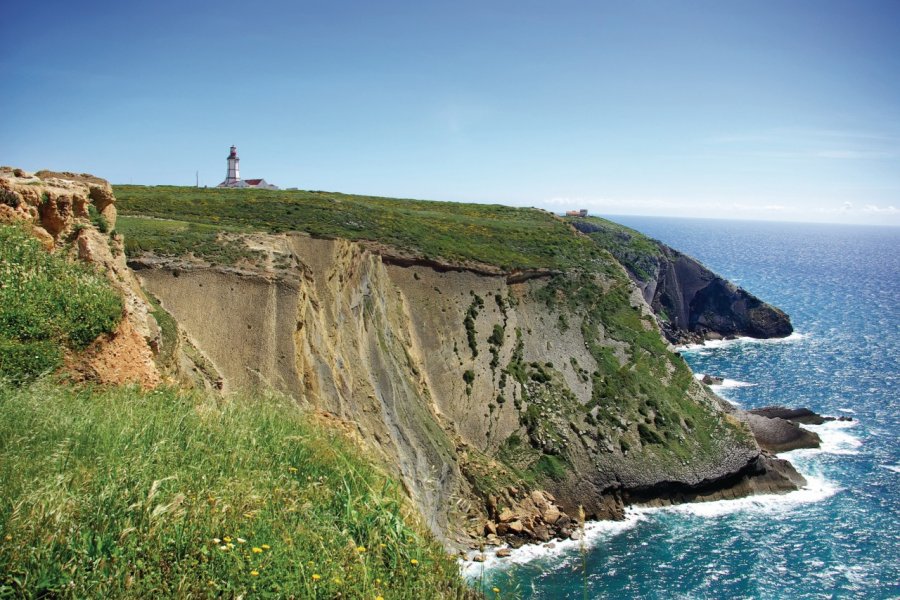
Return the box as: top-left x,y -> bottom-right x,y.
1,175 -> 807,554
126,229 -> 803,548
569,217 -> 793,345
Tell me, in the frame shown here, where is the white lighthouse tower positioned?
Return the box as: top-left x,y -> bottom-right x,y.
217,145 -> 279,189
224,145 -> 240,185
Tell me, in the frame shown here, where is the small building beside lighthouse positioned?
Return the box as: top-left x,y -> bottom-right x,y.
217,145 -> 279,189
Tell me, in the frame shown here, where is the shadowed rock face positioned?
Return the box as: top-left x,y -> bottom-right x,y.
570,219 -> 793,345
649,245 -> 793,344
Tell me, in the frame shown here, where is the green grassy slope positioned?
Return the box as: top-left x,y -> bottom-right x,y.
0,224 -> 122,384
114,185 -> 601,270
0,384 -> 473,599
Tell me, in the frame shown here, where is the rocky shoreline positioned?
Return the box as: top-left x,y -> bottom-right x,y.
464,400 -> 840,562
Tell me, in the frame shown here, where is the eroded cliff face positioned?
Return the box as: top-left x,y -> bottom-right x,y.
0,167 -> 159,388
641,245 -> 793,345
133,232 -> 800,547
570,218 -> 793,345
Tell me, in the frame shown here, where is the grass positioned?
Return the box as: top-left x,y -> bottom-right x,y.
114,185 -> 602,270
0,382 -> 476,599
0,224 -> 122,384
116,216 -> 263,265
567,216 -> 663,281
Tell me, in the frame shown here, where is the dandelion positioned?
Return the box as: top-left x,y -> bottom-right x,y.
250,570 -> 259,577
493,587 -> 500,593
410,559 -> 419,566
376,596 -> 384,600
312,574 -> 321,581
333,577 -> 342,584
252,547 -> 263,554
357,546 -> 366,553
375,578 -> 381,585
261,544 -> 271,550
223,536 -> 232,543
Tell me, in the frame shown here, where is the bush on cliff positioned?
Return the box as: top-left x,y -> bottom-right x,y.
0,225 -> 122,384
0,383 -> 473,598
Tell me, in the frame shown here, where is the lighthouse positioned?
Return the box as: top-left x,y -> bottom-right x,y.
225,145 -> 240,185
217,145 -> 279,189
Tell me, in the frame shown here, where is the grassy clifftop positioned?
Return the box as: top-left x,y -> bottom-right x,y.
114,185 -> 601,270
0,384 -> 471,598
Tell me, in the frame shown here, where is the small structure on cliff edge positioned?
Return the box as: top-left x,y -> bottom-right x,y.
217,145 -> 279,190
565,209 -> 588,217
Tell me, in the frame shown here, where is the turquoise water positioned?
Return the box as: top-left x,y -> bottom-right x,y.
467,218 -> 900,599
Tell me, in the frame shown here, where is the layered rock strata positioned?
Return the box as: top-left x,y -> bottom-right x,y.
132,231 -> 805,548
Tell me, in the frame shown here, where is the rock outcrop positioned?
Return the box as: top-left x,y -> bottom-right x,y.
570,218 -> 793,345
740,412 -> 821,453
0,168 -> 159,387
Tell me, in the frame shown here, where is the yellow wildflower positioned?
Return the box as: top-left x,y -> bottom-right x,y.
493,587 -> 500,593
410,558 -> 419,566
223,536 -> 232,543
252,547 -> 263,554
261,544 -> 271,550
288,467 -> 298,473
376,596 -> 384,600
243,512 -> 253,518
250,570 -> 259,577
312,574 -> 321,581
357,546 -> 366,553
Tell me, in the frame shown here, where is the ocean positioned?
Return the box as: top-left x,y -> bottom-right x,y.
464,217 -> 900,599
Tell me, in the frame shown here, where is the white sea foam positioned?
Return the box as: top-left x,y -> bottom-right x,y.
693,374 -> 756,390
784,419 -> 863,457
461,469 -> 839,576
644,474 -> 839,518
879,465 -> 900,474
715,379 -> 755,389
676,332 -> 807,353
460,510 -> 646,578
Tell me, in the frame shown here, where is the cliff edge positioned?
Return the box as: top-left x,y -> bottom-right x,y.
569,217 -> 793,345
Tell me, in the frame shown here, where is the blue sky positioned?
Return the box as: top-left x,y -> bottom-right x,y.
3,0 -> 899,225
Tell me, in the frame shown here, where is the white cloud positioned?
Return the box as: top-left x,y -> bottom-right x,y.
862,204 -> 899,214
